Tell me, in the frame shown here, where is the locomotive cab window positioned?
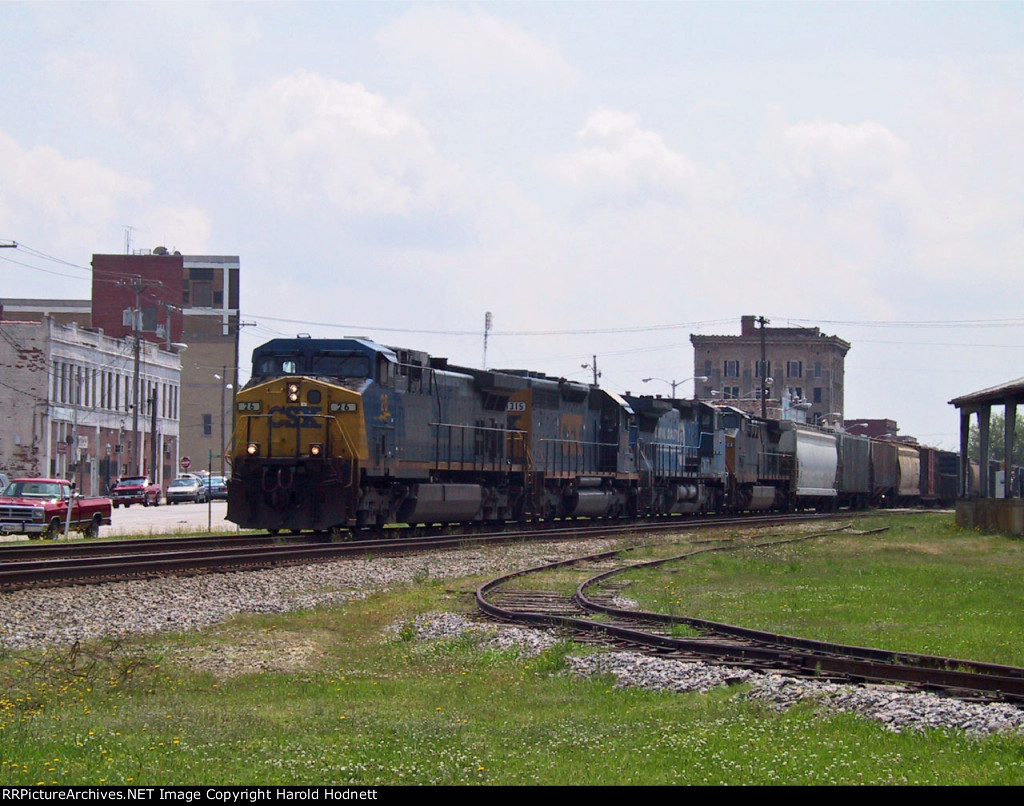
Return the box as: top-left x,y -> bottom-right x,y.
311,353 -> 370,379
255,355 -> 301,377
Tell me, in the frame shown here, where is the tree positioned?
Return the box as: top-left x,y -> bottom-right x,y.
967,412 -> 1024,465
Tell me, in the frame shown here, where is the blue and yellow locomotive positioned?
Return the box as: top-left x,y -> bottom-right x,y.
227,336 -> 641,533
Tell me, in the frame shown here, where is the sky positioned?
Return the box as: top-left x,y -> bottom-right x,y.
2,1 -> 1023,450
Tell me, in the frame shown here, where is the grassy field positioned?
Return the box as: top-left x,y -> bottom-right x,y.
619,512 -> 1024,667
3,512 -> 1024,785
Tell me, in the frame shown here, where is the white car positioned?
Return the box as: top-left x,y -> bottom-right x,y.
165,477 -> 207,504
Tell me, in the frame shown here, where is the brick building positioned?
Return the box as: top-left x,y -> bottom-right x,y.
690,315 -> 850,424
91,251 -> 241,474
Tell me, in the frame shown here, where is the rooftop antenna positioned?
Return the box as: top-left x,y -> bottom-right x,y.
482,311 -> 493,369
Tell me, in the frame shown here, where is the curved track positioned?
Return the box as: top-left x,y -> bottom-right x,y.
476,524 -> 1024,703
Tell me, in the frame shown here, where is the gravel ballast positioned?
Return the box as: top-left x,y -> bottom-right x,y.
3,538 -> 1023,737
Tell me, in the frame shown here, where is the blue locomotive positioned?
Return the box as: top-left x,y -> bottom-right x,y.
226,336 -> 957,534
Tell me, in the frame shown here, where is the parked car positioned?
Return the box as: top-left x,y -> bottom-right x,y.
111,476 -> 162,508
0,478 -> 112,539
166,476 -> 207,504
0,472 -> 10,494
204,475 -> 228,501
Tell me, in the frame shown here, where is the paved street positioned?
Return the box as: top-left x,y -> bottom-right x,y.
0,500 -> 238,542
105,499 -> 237,537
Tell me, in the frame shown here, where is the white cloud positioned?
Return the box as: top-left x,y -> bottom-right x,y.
0,129 -> 213,287
230,70 -> 470,216
0,129 -> 151,222
551,110 -> 710,203
777,119 -> 911,194
376,6 -> 578,90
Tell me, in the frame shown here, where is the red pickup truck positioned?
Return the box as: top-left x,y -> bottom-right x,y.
111,475 -> 162,508
0,478 -> 113,539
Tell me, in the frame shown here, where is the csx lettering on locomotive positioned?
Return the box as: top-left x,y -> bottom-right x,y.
268,405 -> 322,429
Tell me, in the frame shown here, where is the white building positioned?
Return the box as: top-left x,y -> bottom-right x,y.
0,316 -> 181,495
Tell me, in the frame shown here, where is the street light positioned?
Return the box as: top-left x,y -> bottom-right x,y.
641,376 -> 708,397
213,372 -> 235,476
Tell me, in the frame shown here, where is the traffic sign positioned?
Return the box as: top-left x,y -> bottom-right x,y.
180,456 -> 191,470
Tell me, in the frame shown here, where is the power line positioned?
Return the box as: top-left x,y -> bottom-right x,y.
786,317 -> 1024,329
248,313 -> 737,338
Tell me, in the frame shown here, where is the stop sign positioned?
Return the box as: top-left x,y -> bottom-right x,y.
180,456 -> 191,471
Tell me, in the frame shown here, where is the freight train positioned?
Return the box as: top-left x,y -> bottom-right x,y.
226,336 -> 961,535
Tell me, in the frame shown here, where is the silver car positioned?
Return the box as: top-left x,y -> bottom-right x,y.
165,477 -> 207,504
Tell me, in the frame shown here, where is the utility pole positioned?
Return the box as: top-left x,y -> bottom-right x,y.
158,301 -> 181,349
758,316 -> 770,419
482,311 -> 493,370
582,356 -> 601,387
117,275 -> 162,476
150,387 -> 159,486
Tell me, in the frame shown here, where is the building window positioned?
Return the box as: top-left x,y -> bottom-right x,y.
787,387 -> 804,400
723,386 -> 740,399
202,414 -> 213,437
813,387 -> 822,403
814,362 -> 822,378
755,360 -> 772,379
192,282 -> 213,307
704,360 -> 712,378
723,360 -> 739,378
786,360 -> 803,378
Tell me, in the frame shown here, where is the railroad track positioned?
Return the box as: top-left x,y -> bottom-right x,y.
476,524 -> 1024,703
0,513 -> 836,590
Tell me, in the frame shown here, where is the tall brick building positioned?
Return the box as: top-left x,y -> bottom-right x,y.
91,251 -> 240,473
690,315 -> 850,424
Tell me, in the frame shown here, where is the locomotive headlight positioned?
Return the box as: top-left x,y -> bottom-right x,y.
287,383 -> 300,402
246,442 -> 260,456
310,443 -> 323,457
